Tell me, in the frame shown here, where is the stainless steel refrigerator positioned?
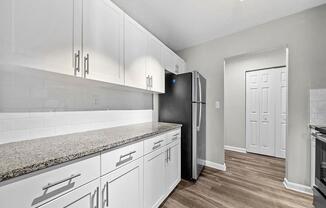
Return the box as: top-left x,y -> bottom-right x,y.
159,71 -> 206,180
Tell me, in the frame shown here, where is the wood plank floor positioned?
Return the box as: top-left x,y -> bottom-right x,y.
161,150 -> 313,208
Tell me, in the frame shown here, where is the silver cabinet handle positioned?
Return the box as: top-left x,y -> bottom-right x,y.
168,148 -> 171,161
84,53 -> 90,77
74,50 -> 80,75
102,181 -> 109,207
154,140 -> 164,145
146,75 -> 150,89
166,149 -> 169,162
152,144 -> 161,150
116,151 -> 136,167
42,173 -> 81,190
172,136 -> 178,141
96,187 -> 99,208
150,76 -> 153,88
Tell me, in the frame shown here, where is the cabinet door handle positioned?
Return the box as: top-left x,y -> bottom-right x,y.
42,173 -> 81,190
146,75 -> 149,89
94,187 -> 99,208
152,144 -> 161,150
150,76 -> 153,88
166,149 -> 169,162
172,136 -> 178,141
84,53 -> 90,77
74,50 -> 80,74
168,148 -> 171,161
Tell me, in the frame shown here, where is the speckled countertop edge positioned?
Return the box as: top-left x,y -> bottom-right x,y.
0,122 -> 182,183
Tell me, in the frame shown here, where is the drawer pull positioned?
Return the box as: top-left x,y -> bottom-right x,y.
116,151 -> 136,167
152,144 -> 161,150
42,173 -> 81,190
172,136 -> 178,141
154,140 -> 164,145
173,134 -> 179,137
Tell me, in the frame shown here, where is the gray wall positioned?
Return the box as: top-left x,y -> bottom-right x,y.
224,48 -> 287,148
178,4 -> 326,186
0,65 -> 153,112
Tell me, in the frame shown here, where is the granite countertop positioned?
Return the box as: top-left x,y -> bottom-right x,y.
0,122 -> 182,183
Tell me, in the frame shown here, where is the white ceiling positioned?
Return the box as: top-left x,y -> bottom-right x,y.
112,0 -> 326,51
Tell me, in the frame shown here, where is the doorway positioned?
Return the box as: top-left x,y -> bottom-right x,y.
245,66 -> 288,158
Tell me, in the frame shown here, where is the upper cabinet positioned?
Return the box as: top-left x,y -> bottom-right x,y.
147,36 -> 165,93
83,0 -> 124,85
162,47 -> 176,73
0,0 -> 79,76
0,0 -> 185,93
175,56 -> 186,74
124,15 -> 148,90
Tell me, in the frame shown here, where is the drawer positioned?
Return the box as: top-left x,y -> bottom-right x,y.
0,155 -> 100,208
101,141 -> 143,175
144,134 -> 167,155
165,129 -> 181,144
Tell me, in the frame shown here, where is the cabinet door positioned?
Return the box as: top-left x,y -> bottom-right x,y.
124,15 -> 147,89
162,47 -> 175,73
83,0 -> 124,85
166,141 -> 181,193
175,57 -> 186,74
147,37 -> 165,93
39,179 -> 100,208
0,0 -> 80,76
144,147 -> 167,208
101,158 -> 143,208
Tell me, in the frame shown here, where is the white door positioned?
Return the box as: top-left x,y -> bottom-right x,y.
144,147 -> 167,208
275,67 -> 288,158
0,0 -> 80,76
124,15 -> 147,89
101,158 -> 143,208
83,0 -> 124,85
246,68 -> 287,158
39,179 -> 100,208
147,37 -> 165,93
166,141 -> 181,194
246,71 -> 260,154
259,70 -> 276,156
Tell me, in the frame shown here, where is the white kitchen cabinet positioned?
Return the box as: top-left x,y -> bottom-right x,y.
146,36 -> 165,93
124,15 -> 148,90
144,147 -> 167,208
175,57 -> 186,74
83,0 -> 124,85
166,140 -> 181,193
39,179 -> 100,208
0,0 -> 81,76
162,47 -> 175,73
101,157 -> 144,208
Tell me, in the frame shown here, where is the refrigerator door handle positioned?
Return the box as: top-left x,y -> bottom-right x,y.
197,76 -> 202,131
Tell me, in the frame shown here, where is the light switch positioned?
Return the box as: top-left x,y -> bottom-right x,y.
215,101 -> 220,109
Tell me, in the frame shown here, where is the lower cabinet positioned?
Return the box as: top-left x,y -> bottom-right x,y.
144,138 -> 181,208
144,147 -> 167,208
166,141 -> 181,193
101,157 -> 144,208
0,129 -> 181,208
39,179 -> 100,208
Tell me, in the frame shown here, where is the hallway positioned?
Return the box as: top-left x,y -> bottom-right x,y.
161,150 -> 313,208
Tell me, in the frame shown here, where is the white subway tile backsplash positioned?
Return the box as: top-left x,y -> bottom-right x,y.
310,89 -> 326,125
0,110 -> 153,144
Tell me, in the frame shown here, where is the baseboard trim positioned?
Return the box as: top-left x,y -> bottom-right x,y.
283,178 -> 312,195
205,161 -> 226,171
224,145 -> 247,153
